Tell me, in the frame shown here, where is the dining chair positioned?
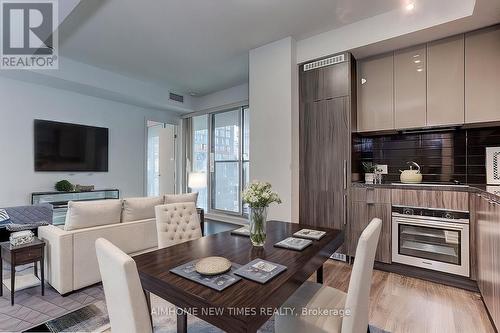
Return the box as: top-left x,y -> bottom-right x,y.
95,238 -> 153,333
275,218 -> 382,333
155,202 -> 202,248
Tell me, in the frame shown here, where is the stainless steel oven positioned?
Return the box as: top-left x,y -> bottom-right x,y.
392,205 -> 470,277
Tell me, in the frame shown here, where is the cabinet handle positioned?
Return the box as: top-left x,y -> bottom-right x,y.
343,160 -> 347,190
343,195 -> 347,225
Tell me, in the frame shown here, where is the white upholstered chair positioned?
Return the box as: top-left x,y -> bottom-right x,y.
154,202 -> 202,248
95,238 -> 152,333
275,218 -> 383,333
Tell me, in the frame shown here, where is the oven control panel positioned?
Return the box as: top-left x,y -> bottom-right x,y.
392,205 -> 469,221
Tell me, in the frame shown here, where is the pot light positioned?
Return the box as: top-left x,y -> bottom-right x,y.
405,2 -> 415,11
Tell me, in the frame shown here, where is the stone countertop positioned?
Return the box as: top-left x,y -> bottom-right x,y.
352,182 -> 500,202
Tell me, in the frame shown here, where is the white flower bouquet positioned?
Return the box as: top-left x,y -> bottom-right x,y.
242,181 -> 281,246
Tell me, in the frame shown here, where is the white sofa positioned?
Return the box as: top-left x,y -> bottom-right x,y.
38,193 -> 198,295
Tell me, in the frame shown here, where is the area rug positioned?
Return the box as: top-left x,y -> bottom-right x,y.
32,293 -> 389,333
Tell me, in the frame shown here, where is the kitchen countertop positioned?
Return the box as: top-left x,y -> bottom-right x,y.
352,182 -> 500,202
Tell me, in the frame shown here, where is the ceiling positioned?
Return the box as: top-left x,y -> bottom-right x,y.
59,0 -> 401,96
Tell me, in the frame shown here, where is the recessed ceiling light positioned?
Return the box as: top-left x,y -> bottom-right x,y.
414,60 -> 421,64
405,2 -> 415,11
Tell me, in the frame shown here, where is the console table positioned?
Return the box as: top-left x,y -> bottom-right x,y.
31,189 -> 120,225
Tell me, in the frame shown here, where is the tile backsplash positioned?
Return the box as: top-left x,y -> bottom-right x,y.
352,127 -> 500,185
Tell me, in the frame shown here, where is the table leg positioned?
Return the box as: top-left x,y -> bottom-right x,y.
177,309 -> 187,333
316,264 -> 323,284
41,256 -> 45,296
34,262 -> 38,278
10,262 -> 15,305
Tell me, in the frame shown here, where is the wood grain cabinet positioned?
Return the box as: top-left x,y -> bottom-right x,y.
475,194 -> 500,330
427,35 -> 465,127
391,189 -> 469,211
299,54 -> 355,235
357,53 -> 394,132
465,25 -> 500,124
394,44 -> 427,129
349,187 -> 391,263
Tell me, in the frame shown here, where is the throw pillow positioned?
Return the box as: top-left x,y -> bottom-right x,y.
164,192 -> 198,204
0,209 -> 11,225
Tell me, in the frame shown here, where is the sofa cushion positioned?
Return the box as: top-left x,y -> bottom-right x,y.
122,196 -> 164,223
72,218 -> 157,289
64,200 -> 122,231
164,192 -> 198,204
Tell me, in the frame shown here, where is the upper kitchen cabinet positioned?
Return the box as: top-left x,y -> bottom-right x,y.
465,26 -> 500,124
394,45 -> 427,129
357,53 -> 394,132
324,61 -> 350,99
427,35 -> 465,127
300,68 -> 322,103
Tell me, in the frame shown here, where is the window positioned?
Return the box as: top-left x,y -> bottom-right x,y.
192,115 -> 209,210
188,106 -> 249,216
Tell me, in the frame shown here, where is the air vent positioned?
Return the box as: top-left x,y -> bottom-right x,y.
303,54 -> 345,71
169,92 -> 184,103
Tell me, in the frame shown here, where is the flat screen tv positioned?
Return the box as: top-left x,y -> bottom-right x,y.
34,120 -> 109,172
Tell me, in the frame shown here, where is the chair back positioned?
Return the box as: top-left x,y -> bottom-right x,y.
155,202 -> 202,248
341,218 -> 382,333
95,238 -> 152,333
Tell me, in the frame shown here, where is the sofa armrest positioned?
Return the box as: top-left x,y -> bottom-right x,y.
38,225 -> 74,295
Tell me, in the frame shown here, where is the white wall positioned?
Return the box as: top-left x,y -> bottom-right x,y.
249,37 -> 298,222
193,83 -> 248,111
0,76 -> 179,207
296,0 -> 476,63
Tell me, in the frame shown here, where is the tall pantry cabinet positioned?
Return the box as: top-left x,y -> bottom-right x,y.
299,54 -> 356,251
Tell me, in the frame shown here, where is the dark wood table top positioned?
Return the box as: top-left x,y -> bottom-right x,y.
134,220 -> 344,333
0,238 -> 45,252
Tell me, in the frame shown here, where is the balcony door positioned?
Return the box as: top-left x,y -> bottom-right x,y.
190,107 -> 249,216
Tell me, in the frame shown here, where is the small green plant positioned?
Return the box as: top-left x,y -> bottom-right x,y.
362,162 -> 377,173
55,180 -> 74,192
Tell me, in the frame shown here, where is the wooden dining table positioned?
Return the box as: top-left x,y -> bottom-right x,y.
134,220 -> 344,333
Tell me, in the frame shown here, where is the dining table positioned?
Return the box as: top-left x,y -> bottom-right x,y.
134,220 -> 344,333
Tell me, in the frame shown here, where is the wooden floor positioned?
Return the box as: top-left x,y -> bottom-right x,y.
318,260 -> 495,333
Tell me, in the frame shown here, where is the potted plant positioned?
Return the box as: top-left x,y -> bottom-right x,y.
242,181 -> 281,247
55,180 -> 75,192
362,162 -> 378,184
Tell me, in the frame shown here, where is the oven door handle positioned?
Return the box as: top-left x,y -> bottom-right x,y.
392,217 -> 468,231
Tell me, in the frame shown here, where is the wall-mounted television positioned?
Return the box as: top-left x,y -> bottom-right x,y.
34,120 -> 109,172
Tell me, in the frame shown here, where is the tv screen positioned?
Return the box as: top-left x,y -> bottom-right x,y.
34,120 -> 109,172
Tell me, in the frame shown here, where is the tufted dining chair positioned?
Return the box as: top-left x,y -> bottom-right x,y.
154,202 -> 203,248
275,218 -> 382,333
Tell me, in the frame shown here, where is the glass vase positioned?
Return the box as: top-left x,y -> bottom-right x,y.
249,206 -> 268,247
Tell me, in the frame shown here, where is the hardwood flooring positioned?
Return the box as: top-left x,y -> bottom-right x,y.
318,260 -> 495,333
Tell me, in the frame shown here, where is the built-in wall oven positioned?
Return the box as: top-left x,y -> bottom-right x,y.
392,205 -> 470,277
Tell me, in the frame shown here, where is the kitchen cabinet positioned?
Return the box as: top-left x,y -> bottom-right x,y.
427,35 -> 465,127
300,68 -> 322,103
300,98 -> 349,230
299,54 -> 355,235
357,53 -> 394,132
349,187 -> 392,263
394,45 -> 427,129
475,193 -> 500,330
465,25 -> 500,124
391,189 -> 469,211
